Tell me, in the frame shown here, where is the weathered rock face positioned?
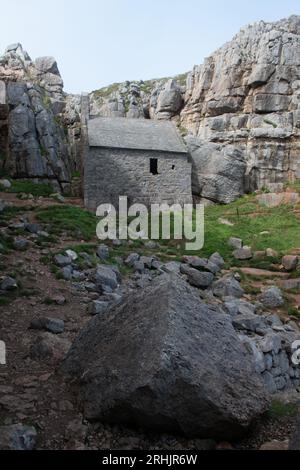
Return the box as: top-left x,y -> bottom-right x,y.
61,274 -> 269,439
0,44 -> 72,190
181,16 -> 300,194
185,137 -> 246,203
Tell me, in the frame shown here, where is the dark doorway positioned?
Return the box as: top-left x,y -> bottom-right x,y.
150,158 -> 158,175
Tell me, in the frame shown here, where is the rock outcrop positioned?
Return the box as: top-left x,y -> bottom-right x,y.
0,44 -> 73,190
61,274 -> 269,439
2,15 -> 300,201
181,16 -> 300,195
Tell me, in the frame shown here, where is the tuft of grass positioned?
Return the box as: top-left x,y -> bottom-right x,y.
268,400 -> 298,419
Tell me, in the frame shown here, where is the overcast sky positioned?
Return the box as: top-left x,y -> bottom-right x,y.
0,0 -> 299,94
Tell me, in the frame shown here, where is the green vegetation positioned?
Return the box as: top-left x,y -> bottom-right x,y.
267,400 -> 298,419
263,118 -> 278,128
3,180 -> 54,197
36,205 -> 98,241
33,191 -> 300,266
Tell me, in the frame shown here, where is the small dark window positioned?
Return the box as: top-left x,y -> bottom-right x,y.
150,158 -> 158,175
172,164 -> 175,170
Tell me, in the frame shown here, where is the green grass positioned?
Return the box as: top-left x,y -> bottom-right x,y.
31,192 -> 300,269
268,400 -> 298,419
36,205 -> 98,241
3,180 -> 54,197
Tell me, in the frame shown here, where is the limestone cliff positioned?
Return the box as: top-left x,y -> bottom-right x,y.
87,15 -> 300,202
0,44 -> 73,191
2,15 -> 300,201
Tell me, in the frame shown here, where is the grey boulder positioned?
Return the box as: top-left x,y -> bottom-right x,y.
0,424 -> 37,450
180,264 -> 214,288
61,275 -> 269,439
258,287 -> 284,308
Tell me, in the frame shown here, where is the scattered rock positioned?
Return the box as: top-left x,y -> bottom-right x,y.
213,275 -> 244,299
54,254 -> 72,267
228,237 -> 243,249
0,424 -> 37,450
180,264 -> 214,289
13,238 -> 29,251
30,317 -> 65,334
61,266 -> 73,280
25,223 -> 41,234
258,286 -> 284,308
282,255 -> 298,272
209,252 -> 225,268
125,253 -> 140,267
0,276 -> 18,291
65,250 -> 78,261
30,333 -> 71,363
233,246 -> 252,260
0,179 -> 11,189
87,300 -> 110,316
96,244 -> 109,261
94,265 -> 119,292
266,248 -> 279,258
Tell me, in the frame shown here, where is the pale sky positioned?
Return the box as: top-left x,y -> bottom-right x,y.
0,0 -> 299,94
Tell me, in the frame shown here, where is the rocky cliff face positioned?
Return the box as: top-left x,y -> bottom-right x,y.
0,44 -> 73,191
85,15 -> 300,203
2,15 -> 300,201
181,15 -> 300,200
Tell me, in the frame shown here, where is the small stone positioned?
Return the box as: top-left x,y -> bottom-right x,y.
54,254 -> 72,267
144,241 -> 157,249
0,179 -> 11,189
87,300 -> 110,316
139,256 -> 154,269
161,261 -> 181,274
65,250 -> 78,261
259,334 -> 282,354
233,246 -> 252,260
61,266 -> 73,280
133,261 -> 145,273
213,275 -> 244,299
266,248 -> 279,258
96,244 -> 109,261
232,313 -> 266,333
209,252 -> 225,268
0,424 -> 37,450
258,286 -> 284,308
0,276 -> 18,291
30,317 -> 65,334
13,238 -> 29,251
30,333 -> 71,363
282,255 -> 298,272
228,237 -> 243,249
53,295 -> 66,305
25,223 -> 41,234
112,239 -> 122,247
125,253 -> 140,267
180,264 -> 214,289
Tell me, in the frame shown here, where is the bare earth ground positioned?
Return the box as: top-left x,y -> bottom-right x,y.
0,192 -> 299,450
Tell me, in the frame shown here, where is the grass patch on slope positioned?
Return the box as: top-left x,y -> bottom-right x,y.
3,180 -> 54,197
36,205 -> 98,241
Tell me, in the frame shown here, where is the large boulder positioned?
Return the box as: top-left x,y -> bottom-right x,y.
185,137 -> 246,203
61,275 -> 269,439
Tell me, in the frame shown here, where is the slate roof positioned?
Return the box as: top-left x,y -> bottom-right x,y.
87,117 -> 187,154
